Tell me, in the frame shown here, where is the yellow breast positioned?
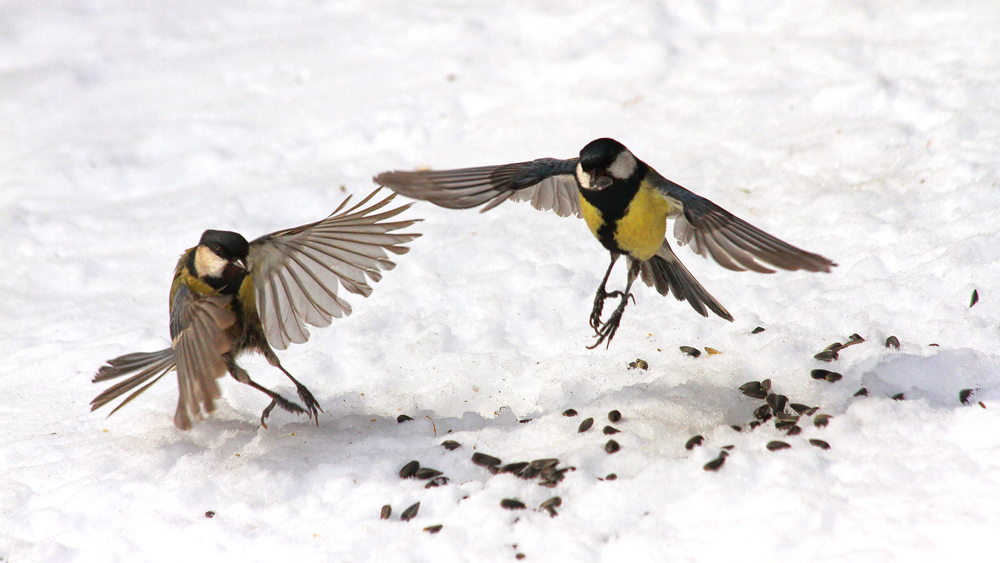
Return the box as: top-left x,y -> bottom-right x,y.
615,185 -> 671,260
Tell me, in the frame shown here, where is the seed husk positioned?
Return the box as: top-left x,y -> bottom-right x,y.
703,454 -> 727,471
380,505 -> 392,520
885,336 -> 900,349
809,439 -> 831,450
501,462 -> 529,476
971,289 -> 979,307
628,359 -> 649,370
854,388 -> 869,397
680,346 -> 701,357
811,369 -> 843,383
608,410 -> 622,423
397,414 -> 413,423
603,425 -> 620,435
562,409 -> 578,417
578,417 -> 595,433
740,381 -> 768,400
400,502 -> 420,521
605,439 -> 621,454
960,389 -> 974,405
441,440 -> 461,451
751,326 -> 766,334
685,435 -> 704,450
399,460 -> 420,479
472,453 -> 502,467
814,349 -> 839,362
767,441 -> 791,451
814,414 -> 832,427
423,524 -> 443,534
501,498 -> 527,510
705,347 -> 721,355
540,496 -> 562,517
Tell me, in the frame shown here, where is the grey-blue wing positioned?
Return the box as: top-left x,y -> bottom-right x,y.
374,158 -> 582,217
648,171 -> 835,273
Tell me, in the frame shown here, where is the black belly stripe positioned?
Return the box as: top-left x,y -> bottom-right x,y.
579,165 -> 646,254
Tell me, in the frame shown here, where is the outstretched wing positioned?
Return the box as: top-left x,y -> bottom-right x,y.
648,170 -> 835,273
374,158 -> 582,217
249,190 -> 421,350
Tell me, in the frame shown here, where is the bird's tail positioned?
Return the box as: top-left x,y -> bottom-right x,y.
91,348 -> 176,417
638,241 -> 734,321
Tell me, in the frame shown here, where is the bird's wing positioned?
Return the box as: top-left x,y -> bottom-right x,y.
249,190 -> 420,351
374,158 -> 582,217
647,171 -> 835,273
169,287 -> 236,430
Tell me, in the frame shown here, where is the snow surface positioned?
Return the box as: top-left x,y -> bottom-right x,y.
3,0 -> 1000,561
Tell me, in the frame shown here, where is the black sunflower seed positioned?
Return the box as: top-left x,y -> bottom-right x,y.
885,336 -> 900,349
814,349 -> 839,362
380,505 -> 392,520
786,425 -> 802,436
423,524 -> 443,534
731,425 -> 743,432
578,417 -> 594,433
721,445 -> 735,451
753,404 -> 771,420
971,289 -> 979,307
767,441 -> 791,451
685,435 -> 704,450
397,414 -> 413,423
604,473 -> 617,481
472,453 -> 501,467
205,511 -> 215,518
854,388 -> 869,397
608,410 -> 622,423
761,379 -> 772,393
811,369 -> 843,383
399,460 -> 420,479
519,418 -> 532,424
740,381 -> 767,399
530,458 -> 559,470
400,502 -> 420,521
414,467 -> 443,480
749,421 -> 761,430
814,414 -> 832,427
501,499 -> 526,510
766,393 -> 788,414
424,476 -> 449,488
775,412 -> 799,424
960,389 -> 974,405
809,439 -> 831,450
605,439 -> 621,454
892,393 -> 905,401
540,496 -> 562,516
441,440 -> 461,451
703,455 -> 727,471
680,346 -> 701,357
751,326 -> 766,334
603,426 -> 620,435
789,403 -> 810,414
501,462 -> 529,476
487,465 -> 500,475
804,406 -> 820,416
562,409 -> 578,417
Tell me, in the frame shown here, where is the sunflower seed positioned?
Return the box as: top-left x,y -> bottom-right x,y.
960,389 -> 974,405
685,435 -> 704,450
628,359 -> 649,370
562,409 -> 578,417
501,499 -> 526,510
786,425 -> 802,436
680,346 -> 701,357
540,496 -> 562,517
380,505 -> 392,520
753,404 -> 771,420
424,476 -> 449,488
766,393 -> 788,414
441,440 -> 461,451
854,388 -> 869,397
399,460 -> 420,479
472,453 -> 501,467
751,326 -> 766,334
205,511 -> 215,518
400,502 -> 420,521
578,417 -> 595,433
519,418 -> 532,424
414,467 -> 443,480
740,381 -> 767,399
703,455 -> 727,471
604,473 -> 617,481
892,393 -> 905,401
789,403 -> 810,414
809,439 -> 831,450
846,333 -> 865,345
775,412 -> 799,423
423,524 -> 442,534
814,414 -> 832,427
804,406 -> 820,416
720,445 -> 735,451
731,425 -> 743,432
530,458 -> 560,470
501,462 -> 529,476
605,439 -> 621,454
761,379 -> 772,393
767,441 -> 791,451
487,465 -> 500,475
748,421 -> 761,430
811,369 -> 843,383
608,410 -> 622,423
971,289 -> 979,307
885,336 -> 900,349
603,426 -> 620,435
775,420 -> 796,431
814,350 -> 839,362
397,414 -> 413,423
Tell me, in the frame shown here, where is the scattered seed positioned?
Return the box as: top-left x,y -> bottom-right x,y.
487,465 -> 500,475
804,406 -> 820,416
425,476 -> 450,488
811,369 -> 843,383
685,435 -> 704,450
608,410 -> 622,423
399,460 -> 420,479
854,388 -> 869,397
530,458 -> 560,470
519,418 -> 532,424
605,440 -> 621,454
767,441 -> 791,451
786,425 -> 802,436
809,439 -> 831,450
415,467 -> 443,480
380,505 -> 392,520
960,389 -> 974,405
789,403 -> 810,414
397,414 -> 413,423
400,502 -> 420,521
847,333 -> 865,345
521,465 -> 540,480
731,425 -> 743,432
775,412 -> 799,423
578,417 -> 595,433
703,455 -> 727,471
761,379 -> 772,393
680,346 -> 701,357
980,402 -> 986,409
749,421 -> 761,430
423,524 -> 443,534
885,336 -> 900,349
540,496 -> 562,517
740,381 -> 768,399
516,554 -> 526,560
604,473 -> 617,481
892,393 -> 905,401
472,453 -> 502,468
501,499 -> 527,510
766,393 -> 788,414
501,462 -> 529,476
603,426 -> 620,435
814,350 -> 838,362
705,347 -> 721,356
205,511 -> 215,518
442,440 -> 461,451
628,359 -> 649,370
971,289 -> 979,307
751,326 -> 766,334
753,404 -> 771,420
814,414 -> 832,427
929,343 -> 939,346
562,409 -> 578,417
721,445 -> 735,451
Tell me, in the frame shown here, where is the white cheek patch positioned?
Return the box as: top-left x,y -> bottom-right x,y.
608,150 -> 637,180
575,162 -> 591,190
194,246 -> 228,278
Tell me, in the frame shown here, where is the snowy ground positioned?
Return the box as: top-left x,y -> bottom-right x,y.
3,0 -> 1000,561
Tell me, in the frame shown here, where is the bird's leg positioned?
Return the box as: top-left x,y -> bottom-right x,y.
227,363 -> 306,428
590,254 -> 621,331
275,364 -> 323,424
588,260 -> 640,349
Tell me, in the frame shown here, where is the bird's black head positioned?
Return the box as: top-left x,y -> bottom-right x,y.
576,138 -> 639,191
192,229 -> 250,284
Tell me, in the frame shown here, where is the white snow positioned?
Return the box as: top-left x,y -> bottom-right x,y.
3,0 -> 1000,561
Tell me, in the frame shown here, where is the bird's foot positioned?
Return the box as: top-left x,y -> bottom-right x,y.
587,292 -> 632,349
293,382 -> 323,425
259,394 -> 306,429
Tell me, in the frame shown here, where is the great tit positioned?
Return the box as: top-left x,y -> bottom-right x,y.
92,190 -> 420,429
374,138 -> 834,348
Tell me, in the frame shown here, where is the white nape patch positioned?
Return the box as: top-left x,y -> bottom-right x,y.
607,149 -> 637,180
575,161 -> 591,189
194,245 -> 228,278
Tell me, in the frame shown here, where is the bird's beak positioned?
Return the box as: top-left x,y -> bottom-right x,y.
593,175 -> 613,189
233,258 -> 249,272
